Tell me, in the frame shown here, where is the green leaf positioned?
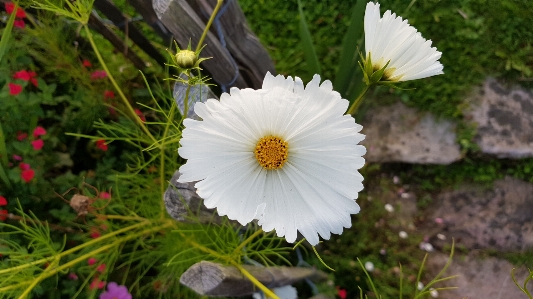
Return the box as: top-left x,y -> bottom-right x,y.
297,0 -> 321,76
0,1 -> 18,63
334,0 -> 366,96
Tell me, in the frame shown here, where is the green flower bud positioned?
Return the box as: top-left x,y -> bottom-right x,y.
175,50 -> 197,69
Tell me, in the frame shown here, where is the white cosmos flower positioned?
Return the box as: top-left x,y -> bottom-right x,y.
178,72 -> 366,246
364,2 -> 443,82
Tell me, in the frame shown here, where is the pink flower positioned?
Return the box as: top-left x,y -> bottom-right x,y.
19,162 -> 30,171
8,83 -> 23,95
82,59 -> 92,67
0,210 -> 7,221
99,191 -> 111,199
13,19 -> 25,28
96,264 -> 106,273
68,272 -> 79,280
434,217 -> 444,224
90,278 -> 106,290
13,70 -> 31,81
5,2 -> 26,18
103,90 -> 115,100
32,126 -> 47,138
87,257 -> 97,266
31,139 -> 44,150
12,154 -> 22,161
99,282 -> 131,299
95,139 -> 108,151
0,196 -> 7,206
21,169 -> 34,183
16,132 -> 28,141
134,108 -> 146,122
90,70 -> 107,80
337,288 -> 347,299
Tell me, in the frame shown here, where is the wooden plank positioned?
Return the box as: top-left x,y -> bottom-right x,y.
152,0 -> 248,88
180,261 -> 328,296
94,0 -> 167,66
88,12 -> 147,70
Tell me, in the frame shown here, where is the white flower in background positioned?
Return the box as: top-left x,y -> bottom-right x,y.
384,203 -> 394,212
417,281 -> 424,290
178,72 -> 366,246
429,288 -> 439,298
364,2 -> 443,82
252,285 -> 297,299
398,231 -> 408,239
364,261 -> 375,272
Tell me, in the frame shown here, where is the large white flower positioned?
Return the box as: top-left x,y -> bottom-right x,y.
364,2 -> 443,82
178,72 -> 366,245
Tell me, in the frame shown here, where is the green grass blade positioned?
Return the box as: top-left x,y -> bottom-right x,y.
334,0 -> 366,96
0,2 -> 17,63
297,0 -> 321,76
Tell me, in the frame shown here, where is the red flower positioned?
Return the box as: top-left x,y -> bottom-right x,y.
95,139 -> 108,151
12,154 -> 22,161
68,272 -> 79,280
90,70 -> 107,80
19,162 -> 30,170
31,139 -> 44,150
134,108 -> 146,122
337,288 -> 347,299
0,196 -> 7,206
87,257 -> 97,266
103,90 -> 115,100
99,191 -> 111,199
0,210 -> 7,221
13,70 -> 31,81
33,126 -> 47,138
90,227 -> 101,239
13,19 -> 24,28
5,2 -> 26,18
30,77 -> 38,87
89,278 -> 106,290
96,264 -> 106,273
82,59 -> 92,67
8,83 -> 23,95
21,169 -> 34,183
16,132 -> 28,141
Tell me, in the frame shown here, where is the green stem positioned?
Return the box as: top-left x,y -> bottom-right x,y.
233,229 -> 263,255
82,25 -> 158,145
18,257 -> 60,299
195,0 -> 224,52
345,84 -> 371,115
231,261 -> 280,299
159,102 -> 178,218
0,220 -> 149,275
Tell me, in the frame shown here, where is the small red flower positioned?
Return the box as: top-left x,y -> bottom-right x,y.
96,264 -> 106,273
95,139 -> 108,151
90,70 -> 107,80
89,278 -> 106,290
103,90 -> 115,100
13,19 -> 24,28
16,132 -> 28,141
31,139 -> 44,150
5,2 -> 26,18
21,169 -> 34,183
82,59 -> 92,67
99,191 -> 111,199
337,288 -> 347,299
90,227 -> 101,239
87,257 -> 97,266
12,154 -> 22,161
0,196 -> 7,206
68,272 -> 79,280
134,108 -> 146,122
8,83 -> 23,95
0,210 -> 7,221
33,126 -> 47,138
19,162 -> 30,170
13,70 -> 31,81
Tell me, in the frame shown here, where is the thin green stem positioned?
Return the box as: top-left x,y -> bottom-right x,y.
195,0 -> 224,52
159,102 -> 178,218
233,229 -> 263,255
231,261 -> 280,299
346,85 -> 371,115
18,257 -> 60,299
82,25 -> 158,145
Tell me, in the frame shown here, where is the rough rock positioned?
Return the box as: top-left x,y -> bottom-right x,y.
467,78 -> 533,158
426,252 -> 532,299
361,102 -> 461,164
425,177 -> 533,251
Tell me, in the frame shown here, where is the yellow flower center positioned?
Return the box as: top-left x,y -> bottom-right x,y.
254,136 -> 288,170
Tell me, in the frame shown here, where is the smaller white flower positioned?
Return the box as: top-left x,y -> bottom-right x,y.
417,281 -> 424,290
419,242 -> 434,252
252,285 -> 297,299
429,288 -> 439,298
398,231 -> 408,239
364,2 -> 443,82
364,261 -> 375,272
384,203 -> 394,212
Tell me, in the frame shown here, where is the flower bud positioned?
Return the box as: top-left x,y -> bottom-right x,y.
175,50 -> 197,69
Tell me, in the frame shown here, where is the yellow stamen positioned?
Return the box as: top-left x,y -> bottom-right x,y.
254,136 -> 288,170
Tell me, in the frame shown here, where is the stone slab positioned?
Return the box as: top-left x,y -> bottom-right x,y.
467,78 -> 533,158
361,102 -> 461,164
426,253 -> 532,299
426,177 -> 533,251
